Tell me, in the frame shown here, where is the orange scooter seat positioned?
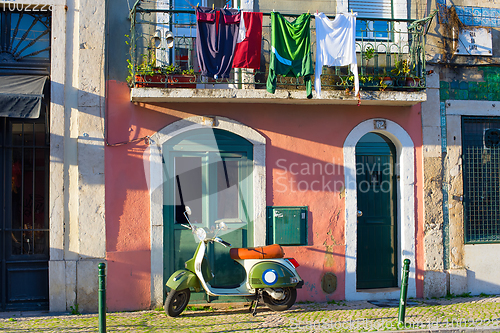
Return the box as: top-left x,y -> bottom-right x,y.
230,244 -> 285,260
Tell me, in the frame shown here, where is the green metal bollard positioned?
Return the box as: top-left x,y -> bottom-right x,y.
398,259 -> 410,327
98,263 -> 106,333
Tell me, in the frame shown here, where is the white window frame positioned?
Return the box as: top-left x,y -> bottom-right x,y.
349,0 -> 409,54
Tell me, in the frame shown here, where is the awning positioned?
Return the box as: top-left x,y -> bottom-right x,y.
0,75 -> 48,118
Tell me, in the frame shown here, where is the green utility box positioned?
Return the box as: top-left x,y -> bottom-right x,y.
266,206 -> 308,246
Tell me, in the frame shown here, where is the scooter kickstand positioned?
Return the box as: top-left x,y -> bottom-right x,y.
251,289 -> 262,317
248,299 -> 255,313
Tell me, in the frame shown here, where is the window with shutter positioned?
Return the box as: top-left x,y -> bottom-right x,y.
350,0 -> 407,40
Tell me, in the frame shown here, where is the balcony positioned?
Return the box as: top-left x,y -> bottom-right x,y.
128,3 -> 435,105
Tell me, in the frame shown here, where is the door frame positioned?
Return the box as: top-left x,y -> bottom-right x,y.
355,134 -> 398,289
343,118 -> 416,300
147,116 -> 266,308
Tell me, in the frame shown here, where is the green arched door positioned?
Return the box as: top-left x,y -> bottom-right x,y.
163,129 -> 253,302
356,132 -> 397,289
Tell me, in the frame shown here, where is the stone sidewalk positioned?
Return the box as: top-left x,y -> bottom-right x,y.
0,295 -> 499,332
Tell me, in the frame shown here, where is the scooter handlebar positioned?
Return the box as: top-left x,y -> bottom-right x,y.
214,237 -> 231,247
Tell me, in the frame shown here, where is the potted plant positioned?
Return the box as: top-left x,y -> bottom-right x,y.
391,59 -> 412,88
340,74 -> 355,94
358,47 -> 376,90
405,74 -> 421,90
362,47 -> 375,72
166,66 -> 197,88
133,51 -> 167,88
405,64 -> 421,90
378,71 -> 394,91
359,74 -> 376,89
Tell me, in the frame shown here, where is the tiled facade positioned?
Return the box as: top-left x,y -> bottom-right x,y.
439,67 -> 500,101
437,0 -> 500,28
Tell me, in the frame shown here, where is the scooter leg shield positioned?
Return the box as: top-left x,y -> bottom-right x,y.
166,269 -> 201,293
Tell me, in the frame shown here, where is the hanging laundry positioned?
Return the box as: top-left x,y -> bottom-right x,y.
232,12 -> 263,69
196,7 -> 240,79
266,12 -> 314,99
314,12 -> 358,97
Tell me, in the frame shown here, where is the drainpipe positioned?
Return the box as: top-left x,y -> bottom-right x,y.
440,101 -> 450,272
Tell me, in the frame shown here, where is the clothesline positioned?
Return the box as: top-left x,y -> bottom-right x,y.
191,8 -> 358,99
133,6 -> 415,23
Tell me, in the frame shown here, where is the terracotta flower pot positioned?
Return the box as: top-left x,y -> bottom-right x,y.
405,77 -> 421,90
379,76 -> 394,91
134,74 -> 166,88
167,74 -> 197,88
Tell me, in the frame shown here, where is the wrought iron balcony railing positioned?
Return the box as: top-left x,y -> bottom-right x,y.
128,2 -> 434,93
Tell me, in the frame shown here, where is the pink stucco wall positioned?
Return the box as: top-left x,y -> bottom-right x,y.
105,80 -> 424,310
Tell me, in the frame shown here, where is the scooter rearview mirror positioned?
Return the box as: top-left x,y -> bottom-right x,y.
183,206 -> 193,229
218,222 -> 228,231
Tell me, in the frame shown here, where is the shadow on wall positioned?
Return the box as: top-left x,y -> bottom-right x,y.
465,270 -> 500,295
283,244 -> 347,302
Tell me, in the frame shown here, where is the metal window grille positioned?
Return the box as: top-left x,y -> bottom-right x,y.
462,116 -> 500,243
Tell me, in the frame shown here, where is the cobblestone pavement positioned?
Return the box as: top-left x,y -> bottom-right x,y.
0,296 -> 499,332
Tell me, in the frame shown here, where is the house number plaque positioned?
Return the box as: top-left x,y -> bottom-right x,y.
374,120 -> 386,130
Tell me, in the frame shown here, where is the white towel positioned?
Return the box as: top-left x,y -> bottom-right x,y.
314,12 -> 358,97
237,10 -> 246,43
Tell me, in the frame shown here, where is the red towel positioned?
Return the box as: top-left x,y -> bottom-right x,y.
232,12 -> 263,70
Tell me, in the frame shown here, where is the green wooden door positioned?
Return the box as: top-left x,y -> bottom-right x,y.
355,133 -> 397,289
163,129 -> 253,301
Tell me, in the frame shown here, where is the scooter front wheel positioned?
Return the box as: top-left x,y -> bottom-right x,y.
165,288 -> 191,317
263,287 -> 297,311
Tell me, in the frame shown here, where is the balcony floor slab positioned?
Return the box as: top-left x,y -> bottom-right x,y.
130,87 -> 426,106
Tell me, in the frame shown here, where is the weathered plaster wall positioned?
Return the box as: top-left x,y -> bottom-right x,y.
105,80 -> 424,310
421,0 -> 500,298
38,0 -> 107,313
421,68 -> 447,298
426,0 -> 500,65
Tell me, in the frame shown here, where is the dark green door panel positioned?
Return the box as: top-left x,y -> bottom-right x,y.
356,133 -> 397,289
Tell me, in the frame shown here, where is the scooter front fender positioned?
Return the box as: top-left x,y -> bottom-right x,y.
166,269 -> 202,293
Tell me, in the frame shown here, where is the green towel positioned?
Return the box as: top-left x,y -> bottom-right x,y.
266,12 -> 314,99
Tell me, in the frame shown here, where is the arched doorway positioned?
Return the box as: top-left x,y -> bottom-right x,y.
163,128 -> 253,302
343,119 -> 416,300
147,116 -> 266,307
355,132 -> 397,289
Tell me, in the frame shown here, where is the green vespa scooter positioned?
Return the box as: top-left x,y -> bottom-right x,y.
165,207 -> 303,317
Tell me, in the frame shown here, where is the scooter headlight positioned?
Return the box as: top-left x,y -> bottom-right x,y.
195,227 -> 207,241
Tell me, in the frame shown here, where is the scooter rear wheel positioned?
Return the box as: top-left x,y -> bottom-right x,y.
165,288 -> 191,317
263,287 -> 297,311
